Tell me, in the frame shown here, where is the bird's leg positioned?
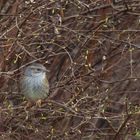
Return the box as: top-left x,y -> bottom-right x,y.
36,99 -> 42,107
24,101 -> 33,110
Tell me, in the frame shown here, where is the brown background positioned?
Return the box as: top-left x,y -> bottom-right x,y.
0,0 -> 140,140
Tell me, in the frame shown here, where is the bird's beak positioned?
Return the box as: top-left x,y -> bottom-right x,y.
45,69 -> 50,72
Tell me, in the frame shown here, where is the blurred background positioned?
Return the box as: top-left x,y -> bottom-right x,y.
1,0 -> 140,139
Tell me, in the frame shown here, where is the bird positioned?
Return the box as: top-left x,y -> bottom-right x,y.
20,63 -> 49,106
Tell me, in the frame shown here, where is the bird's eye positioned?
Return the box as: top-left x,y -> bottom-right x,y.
36,68 -> 41,71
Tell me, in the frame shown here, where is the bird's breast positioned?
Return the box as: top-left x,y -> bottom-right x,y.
22,75 -> 48,101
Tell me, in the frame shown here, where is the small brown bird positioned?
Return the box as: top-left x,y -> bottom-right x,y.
20,63 -> 49,105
